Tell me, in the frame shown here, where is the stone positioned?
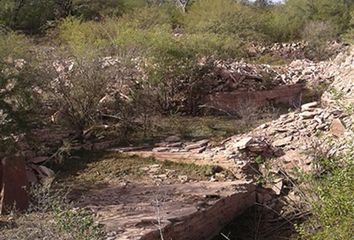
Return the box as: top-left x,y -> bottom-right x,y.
38,165 -> 55,178
178,175 -> 188,183
167,142 -> 183,148
247,141 -> 269,153
1,157 -> 29,214
301,102 -> 318,111
28,156 -> 47,164
316,124 -> 327,130
185,140 -> 209,151
38,166 -> 55,186
234,137 -> 253,150
190,146 -> 207,154
153,147 -> 170,152
165,135 -> 181,143
299,111 -> 317,119
148,164 -> 160,174
273,136 -> 293,147
330,118 -> 346,137
215,173 -> 226,179
275,128 -> 288,133
271,179 -> 283,195
314,115 -> 323,124
258,123 -> 269,129
156,174 -> 167,180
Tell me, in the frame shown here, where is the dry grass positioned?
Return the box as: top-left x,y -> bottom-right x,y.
57,151 -> 232,187
0,186 -> 104,240
130,115 -> 273,146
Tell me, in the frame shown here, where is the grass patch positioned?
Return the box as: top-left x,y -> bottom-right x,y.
56,151 -> 231,187
296,157 -> 354,240
131,115 -> 273,145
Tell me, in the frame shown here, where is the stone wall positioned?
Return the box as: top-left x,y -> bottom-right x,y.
140,183 -> 256,240
203,84 -> 304,114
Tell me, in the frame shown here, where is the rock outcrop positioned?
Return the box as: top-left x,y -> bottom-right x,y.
78,181 -> 256,240
0,157 -> 29,214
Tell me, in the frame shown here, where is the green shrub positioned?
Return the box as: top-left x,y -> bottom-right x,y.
342,10 -> 354,44
119,3 -> 183,30
180,33 -> 244,58
0,0 -> 58,32
0,31 -> 29,59
297,160 -> 354,240
71,0 -> 149,20
302,20 -> 337,59
72,0 -> 125,19
58,17 -> 115,57
265,3 -> 305,41
184,0 -> 267,41
266,0 -> 351,42
0,32 -> 38,154
47,58 -> 115,140
296,138 -> 354,240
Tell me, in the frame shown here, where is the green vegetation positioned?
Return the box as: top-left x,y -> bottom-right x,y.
0,186 -> 104,240
0,32 -> 39,154
1,1 -> 354,239
296,152 -> 354,240
57,151 -> 231,186
1,0 -> 354,41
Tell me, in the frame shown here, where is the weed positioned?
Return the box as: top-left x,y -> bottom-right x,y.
0,185 -> 104,240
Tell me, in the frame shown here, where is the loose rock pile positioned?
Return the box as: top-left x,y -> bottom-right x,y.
246,41 -> 343,60
148,102 -> 351,180
209,58 -> 334,93
322,48 -> 354,108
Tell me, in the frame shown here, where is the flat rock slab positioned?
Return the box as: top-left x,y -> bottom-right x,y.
75,180 -> 256,240
122,151 -> 235,172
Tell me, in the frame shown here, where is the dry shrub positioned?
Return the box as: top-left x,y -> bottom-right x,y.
0,185 -> 104,240
301,21 -> 337,60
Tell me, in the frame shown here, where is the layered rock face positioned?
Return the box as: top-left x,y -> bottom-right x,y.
201,55 -> 337,114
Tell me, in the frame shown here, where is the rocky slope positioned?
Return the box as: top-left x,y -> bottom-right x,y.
92,46 -> 354,239
138,45 -> 354,195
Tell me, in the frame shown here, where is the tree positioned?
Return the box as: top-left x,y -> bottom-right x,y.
0,32 -> 39,154
0,0 -> 73,32
254,0 -> 270,8
267,0 -> 351,41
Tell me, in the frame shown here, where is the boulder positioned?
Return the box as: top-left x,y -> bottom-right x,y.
190,146 -> 207,154
234,137 -> 253,150
301,102 -> 318,111
299,111 -> 317,119
330,118 -> 346,137
185,140 -> 209,151
28,156 -> 47,164
273,136 -> 293,147
271,178 -> 283,196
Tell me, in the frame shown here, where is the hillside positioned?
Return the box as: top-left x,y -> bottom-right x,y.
1,1 -> 354,240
